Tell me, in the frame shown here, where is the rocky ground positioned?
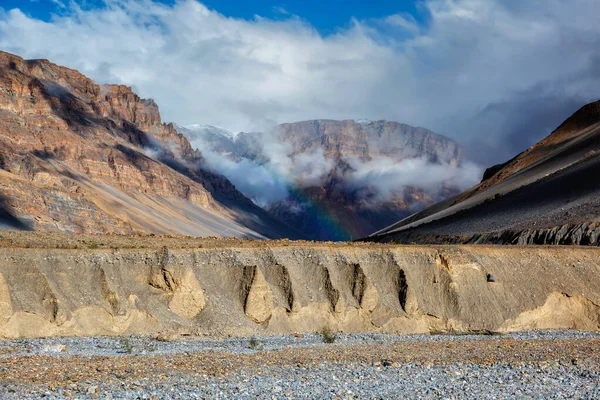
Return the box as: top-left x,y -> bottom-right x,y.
0,230 -> 388,250
0,331 -> 599,399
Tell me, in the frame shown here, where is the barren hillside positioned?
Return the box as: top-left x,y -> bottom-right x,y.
0,51 -> 298,239
370,99 -> 600,245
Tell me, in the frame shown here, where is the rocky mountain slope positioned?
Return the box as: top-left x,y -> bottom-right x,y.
0,232 -> 599,338
0,51 -> 298,238
180,120 -> 476,241
369,99 -> 600,245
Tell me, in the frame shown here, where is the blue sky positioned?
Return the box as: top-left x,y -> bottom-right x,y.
6,0 -> 422,34
199,0 -> 422,33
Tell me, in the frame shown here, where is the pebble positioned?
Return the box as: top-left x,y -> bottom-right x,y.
0,330 -> 598,399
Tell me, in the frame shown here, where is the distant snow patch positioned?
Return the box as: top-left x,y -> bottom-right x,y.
180,124 -> 237,140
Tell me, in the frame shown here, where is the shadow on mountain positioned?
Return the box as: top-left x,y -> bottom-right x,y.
368,99 -> 600,244
36,79 -> 97,132
113,143 -> 303,239
37,78 -> 154,146
0,194 -> 32,230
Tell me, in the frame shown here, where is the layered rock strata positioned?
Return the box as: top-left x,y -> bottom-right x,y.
0,51 -> 296,238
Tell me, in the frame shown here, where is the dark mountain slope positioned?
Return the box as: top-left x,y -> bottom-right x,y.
369,99 -> 600,245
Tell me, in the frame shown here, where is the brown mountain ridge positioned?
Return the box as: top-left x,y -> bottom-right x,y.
0,51 -> 299,238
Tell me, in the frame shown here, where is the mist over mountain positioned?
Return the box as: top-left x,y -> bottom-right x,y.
369,98 -> 600,246
178,120 -> 481,240
3,0 -> 600,168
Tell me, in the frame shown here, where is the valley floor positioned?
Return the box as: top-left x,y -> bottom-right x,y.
0,331 -> 599,399
0,230 -> 387,250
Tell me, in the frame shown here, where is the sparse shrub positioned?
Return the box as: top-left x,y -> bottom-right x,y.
319,327 -> 337,344
382,359 -> 393,367
87,242 -> 101,249
119,337 -> 133,353
248,337 -> 260,350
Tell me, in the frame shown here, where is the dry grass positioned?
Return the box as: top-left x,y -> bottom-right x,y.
0,231 -> 404,251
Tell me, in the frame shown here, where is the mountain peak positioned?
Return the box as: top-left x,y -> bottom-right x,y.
181,117 -> 475,240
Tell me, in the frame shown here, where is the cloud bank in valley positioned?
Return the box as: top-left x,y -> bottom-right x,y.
345,156 -> 481,203
200,148 -> 290,206
178,124 -> 480,208
1,0 -> 600,166
177,125 -> 338,206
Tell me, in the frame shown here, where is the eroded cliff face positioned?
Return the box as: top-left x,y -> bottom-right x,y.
0,51 -> 296,238
0,244 -> 598,338
264,121 -> 464,240
277,120 -> 463,164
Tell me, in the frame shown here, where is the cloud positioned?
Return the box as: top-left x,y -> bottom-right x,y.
272,6 -> 289,15
1,0 -> 599,164
345,155 -> 481,203
265,146 -> 334,187
382,13 -> 421,35
200,148 -> 290,206
50,0 -> 66,8
179,124 -> 479,209
181,125 -> 337,205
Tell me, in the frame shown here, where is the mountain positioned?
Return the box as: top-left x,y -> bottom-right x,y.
181,120 -> 476,241
0,51 -> 299,238
368,99 -> 600,245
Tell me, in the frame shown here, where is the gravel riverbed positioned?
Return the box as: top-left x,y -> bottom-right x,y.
0,331 -> 599,399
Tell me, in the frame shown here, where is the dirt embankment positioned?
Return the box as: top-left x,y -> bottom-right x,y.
0,235 -> 599,338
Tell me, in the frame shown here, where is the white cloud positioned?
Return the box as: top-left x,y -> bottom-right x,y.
201,148 -> 290,207
181,125 -> 337,205
289,148 -> 336,186
383,14 -> 421,35
178,124 -> 478,208
346,156 -> 481,203
50,0 -> 66,8
1,0 -> 599,164
272,6 -> 289,15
